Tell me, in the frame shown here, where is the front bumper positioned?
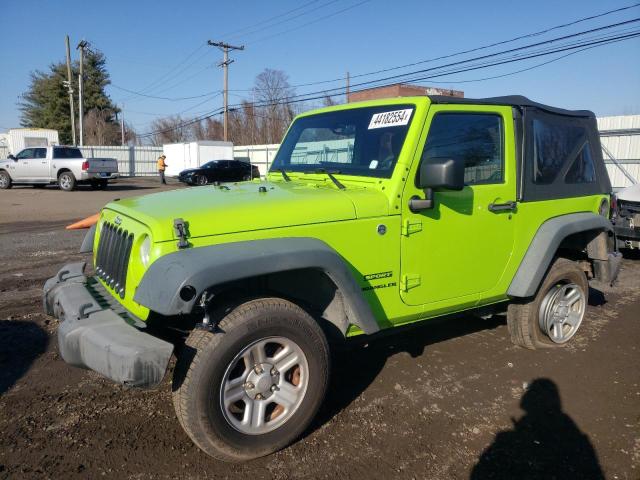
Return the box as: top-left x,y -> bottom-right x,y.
43,262 -> 173,388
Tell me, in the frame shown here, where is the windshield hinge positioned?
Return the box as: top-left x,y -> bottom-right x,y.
400,274 -> 421,292
173,218 -> 190,249
402,219 -> 423,236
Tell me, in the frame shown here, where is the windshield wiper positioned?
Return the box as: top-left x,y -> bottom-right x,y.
277,168 -> 291,182
304,169 -> 346,190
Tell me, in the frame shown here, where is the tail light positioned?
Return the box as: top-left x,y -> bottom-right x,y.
81,161 -> 89,171
610,194 -> 618,213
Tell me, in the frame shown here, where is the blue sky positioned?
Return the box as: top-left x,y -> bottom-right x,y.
1,0 -> 639,136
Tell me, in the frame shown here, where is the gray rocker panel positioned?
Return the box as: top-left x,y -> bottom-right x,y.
134,237 -> 380,335
508,212 -> 612,298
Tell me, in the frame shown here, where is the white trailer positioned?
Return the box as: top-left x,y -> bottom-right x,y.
162,141 -> 234,177
6,128 -> 59,154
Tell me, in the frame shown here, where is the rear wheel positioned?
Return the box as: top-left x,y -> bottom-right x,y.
507,258 -> 588,349
172,298 -> 330,462
0,171 -> 12,189
58,171 -> 76,191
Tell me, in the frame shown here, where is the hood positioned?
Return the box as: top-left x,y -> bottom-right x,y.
178,168 -> 199,175
105,180 -> 389,242
617,183 -> 640,202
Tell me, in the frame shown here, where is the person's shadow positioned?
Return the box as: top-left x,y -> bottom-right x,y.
470,378 -> 604,480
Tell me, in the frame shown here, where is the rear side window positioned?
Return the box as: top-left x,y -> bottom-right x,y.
532,119 -> 594,184
53,147 -> 83,159
521,110 -> 609,202
33,148 -> 47,159
422,113 -> 504,185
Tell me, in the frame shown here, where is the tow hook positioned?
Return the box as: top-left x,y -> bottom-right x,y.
195,292 -> 217,332
173,218 -> 190,249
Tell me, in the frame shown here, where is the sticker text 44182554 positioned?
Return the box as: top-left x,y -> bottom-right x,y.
368,108 -> 413,129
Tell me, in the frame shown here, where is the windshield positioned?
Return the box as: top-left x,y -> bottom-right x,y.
270,105 -> 415,178
201,161 -> 218,169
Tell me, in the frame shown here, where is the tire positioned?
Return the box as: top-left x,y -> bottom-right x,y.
58,171 -> 76,191
243,174 -> 251,181
196,175 -> 208,186
0,171 -> 12,189
507,257 -> 588,349
172,297 -> 330,462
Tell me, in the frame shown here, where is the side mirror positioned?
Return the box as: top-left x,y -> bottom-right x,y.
410,158 -> 465,212
8,154 -> 16,160
416,157 -> 465,191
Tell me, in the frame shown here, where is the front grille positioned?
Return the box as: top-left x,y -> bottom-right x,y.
95,222 -> 134,298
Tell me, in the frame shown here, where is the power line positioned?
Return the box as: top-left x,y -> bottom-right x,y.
226,0 -> 342,41
110,84 -> 219,101
218,0 -> 321,39
136,27 -> 639,138
246,0 -> 373,45
231,2 -> 640,91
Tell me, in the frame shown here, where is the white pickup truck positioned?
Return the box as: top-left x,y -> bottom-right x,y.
0,146 -> 118,191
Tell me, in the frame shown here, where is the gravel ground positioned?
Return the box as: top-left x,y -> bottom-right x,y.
0,178 -> 639,479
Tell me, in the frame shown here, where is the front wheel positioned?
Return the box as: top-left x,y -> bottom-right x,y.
58,171 -> 76,191
196,175 -> 208,186
172,298 -> 330,462
0,171 -> 12,189
507,257 -> 588,349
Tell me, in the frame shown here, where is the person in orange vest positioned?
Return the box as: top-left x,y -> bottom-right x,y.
157,155 -> 168,184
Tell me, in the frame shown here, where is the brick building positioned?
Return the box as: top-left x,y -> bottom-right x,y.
348,83 -> 464,103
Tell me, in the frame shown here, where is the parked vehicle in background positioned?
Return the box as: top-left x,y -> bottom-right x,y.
44,95 -> 620,462
178,159 -> 260,185
0,128 -> 59,154
612,183 -> 640,249
0,146 -> 118,191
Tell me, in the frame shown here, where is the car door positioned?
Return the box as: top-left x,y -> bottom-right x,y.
31,148 -> 50,180
400,106 -> 516,309
12,148 -> 36,180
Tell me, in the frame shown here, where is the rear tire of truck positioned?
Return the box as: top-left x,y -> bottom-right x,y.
172,297 -> 330,462
58,171 -> 76,191
507,258 -> 589,349
0,171 -> 12,189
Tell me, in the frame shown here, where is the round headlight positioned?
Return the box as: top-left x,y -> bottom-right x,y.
140,235 -> 151,267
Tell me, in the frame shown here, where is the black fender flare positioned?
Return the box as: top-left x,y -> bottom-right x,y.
507,212 -> 613,298
133,237 -> 380,335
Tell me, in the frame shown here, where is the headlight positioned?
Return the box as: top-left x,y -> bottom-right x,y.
140,235 -> 151,267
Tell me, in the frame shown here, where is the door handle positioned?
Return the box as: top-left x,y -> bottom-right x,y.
488,201 -> 517,212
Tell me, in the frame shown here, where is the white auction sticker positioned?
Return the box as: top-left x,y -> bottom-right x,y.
368,108 -> 413,129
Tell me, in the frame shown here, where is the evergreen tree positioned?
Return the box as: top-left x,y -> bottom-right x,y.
19,49 -> 119,145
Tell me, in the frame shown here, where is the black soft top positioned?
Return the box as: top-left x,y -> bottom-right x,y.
428,95 -> 594,118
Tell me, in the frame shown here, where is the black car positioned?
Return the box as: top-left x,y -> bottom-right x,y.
178,160 -> 260,186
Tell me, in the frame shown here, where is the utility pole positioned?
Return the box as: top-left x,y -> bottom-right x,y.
346,71 -> 350,103
120,104 -> 125,146
64,35 -> 77,145
76,40 -> 88,146
207,40 -> 244,142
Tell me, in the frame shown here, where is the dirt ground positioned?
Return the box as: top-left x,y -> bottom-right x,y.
0,178 -> 639,479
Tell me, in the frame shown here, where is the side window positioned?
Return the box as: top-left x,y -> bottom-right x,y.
16,149 -> 34,159
33,148 -> 47,159
422,113 -> 503,185
532,118 -> 589,184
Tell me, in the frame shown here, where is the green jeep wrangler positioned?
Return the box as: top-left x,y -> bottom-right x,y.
44,95 -> 621,461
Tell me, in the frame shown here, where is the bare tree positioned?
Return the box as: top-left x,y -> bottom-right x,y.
84,108 -> 120,145
252,69 -> 298,144
191,117 -> 224,141
150,115 -> 192,145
